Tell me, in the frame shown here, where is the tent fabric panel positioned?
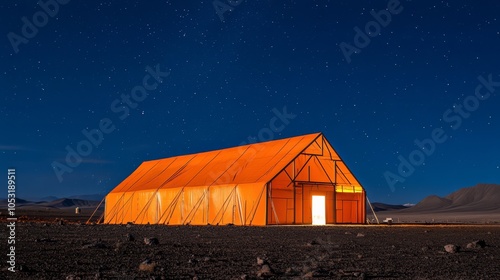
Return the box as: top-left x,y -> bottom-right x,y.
267,188 -> 294,224
334,162 -> 358,186
110,161 -> 158,193
208,185 -> 238,225
120,152 -> 206,192
156,187 -> 181,225
105,191 -> 139,224
177,151 -> 245,187
105,183 -> 268,226
335,192 -> 365,223
302,137 -> 323,155
292,154 -> 313,182
318,157 -> 363,190
139,155 -> 201,192
309,157 -> 333,183
129,158 -> 181,192
104,192 -> 120,223
270,169 -> 293,189
180,187 -> 209,225
294,187 -> 303,223
158,187 -> 207,225
134,190 -> 160,224
236,183 -> 267,225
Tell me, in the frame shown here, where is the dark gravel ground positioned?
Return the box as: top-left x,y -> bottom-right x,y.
2,221 -> 500,279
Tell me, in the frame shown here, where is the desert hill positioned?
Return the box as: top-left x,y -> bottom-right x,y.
399,183 -> 500,213
0,197 -> 101,209
38,196 -> 60,202
0,197 -> 37,205
4,197 -> 33,204
368,202 -> 408,212
37,198 -> 100,208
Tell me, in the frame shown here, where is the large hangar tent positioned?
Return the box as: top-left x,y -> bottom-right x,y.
104,132 -> 366,225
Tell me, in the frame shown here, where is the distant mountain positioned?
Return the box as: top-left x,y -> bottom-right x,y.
0,197 -> 33,205
405,195 -> 452,212
15,194 -> 104,202
38,195 -> 59,201
0,197 -> 49,208
37,198 -> 101,208
0,197 -> 102,209
368,202 -> 409,212
68,194 -> 104,201
400,184 -> 500,213
38,196 -> 60,202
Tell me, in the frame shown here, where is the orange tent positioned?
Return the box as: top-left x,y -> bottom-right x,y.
104,132 -> 366,225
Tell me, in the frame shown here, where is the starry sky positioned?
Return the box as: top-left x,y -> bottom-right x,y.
1,0 -> 499,204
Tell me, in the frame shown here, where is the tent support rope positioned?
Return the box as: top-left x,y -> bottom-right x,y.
86,197 -> 105,224
366,196 -> 379,224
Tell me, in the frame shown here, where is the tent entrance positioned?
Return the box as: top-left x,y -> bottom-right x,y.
311,195 -> 326,225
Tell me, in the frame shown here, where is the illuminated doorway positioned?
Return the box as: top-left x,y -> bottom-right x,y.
311,195 -> 326,225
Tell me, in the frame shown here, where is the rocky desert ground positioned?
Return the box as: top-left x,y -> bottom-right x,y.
2,218 -> 499,279
2,184 -> 499,279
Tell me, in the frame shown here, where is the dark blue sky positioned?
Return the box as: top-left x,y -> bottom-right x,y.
1,0 -> 499,204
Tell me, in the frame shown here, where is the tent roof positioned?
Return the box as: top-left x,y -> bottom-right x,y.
109,132 -> 360,193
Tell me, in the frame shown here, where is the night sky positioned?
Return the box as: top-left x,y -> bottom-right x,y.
1,0 -> 499,204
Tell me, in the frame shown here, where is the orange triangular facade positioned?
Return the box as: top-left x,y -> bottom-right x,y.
104,132 -> 366,225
